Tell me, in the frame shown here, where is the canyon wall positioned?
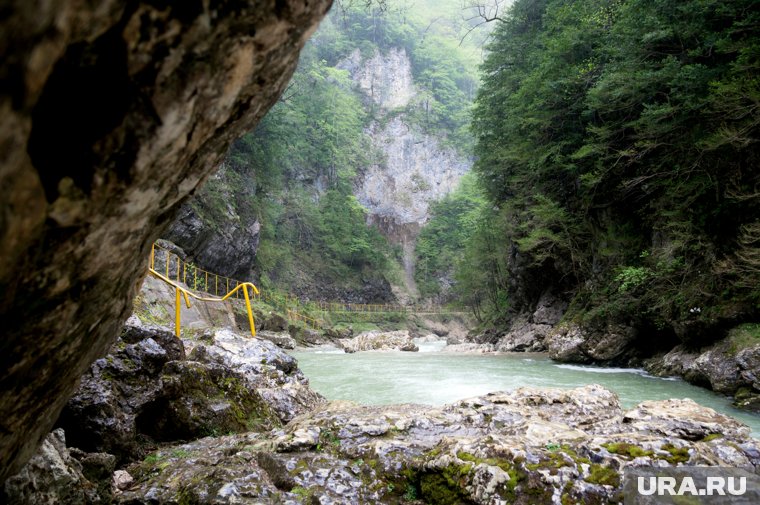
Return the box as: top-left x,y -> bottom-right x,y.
0,0 -> 331,481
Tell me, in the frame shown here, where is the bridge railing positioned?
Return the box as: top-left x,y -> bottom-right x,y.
151,242 -> 249,299
147,245 -> 259,338
147,242 -> 467,336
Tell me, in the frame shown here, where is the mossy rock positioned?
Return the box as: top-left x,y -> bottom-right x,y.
601,442 -> 653,459
585,464 -> 621,487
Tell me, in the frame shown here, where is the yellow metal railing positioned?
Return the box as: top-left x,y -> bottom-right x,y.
148,243 -> 259,338
147,242 -> 467,336
286,309 -> 324,330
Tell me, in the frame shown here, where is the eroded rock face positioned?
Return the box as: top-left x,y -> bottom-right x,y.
0,0 -> 332,479
547,323 -> 640,365
55,321 -> 322,468
646,341 -> 760,411
163,164 -> 262,280
118,385 -> 760,504
185,328 -> 324,423
2,430 -> 100,505
339,330 -> 419,353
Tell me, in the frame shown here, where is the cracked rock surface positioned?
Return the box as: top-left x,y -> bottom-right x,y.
0,0 -> 332,479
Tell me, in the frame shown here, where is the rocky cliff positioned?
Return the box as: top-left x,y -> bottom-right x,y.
342,47 -> 472,297
0,0 -> 331,481
157,16 -> 475,304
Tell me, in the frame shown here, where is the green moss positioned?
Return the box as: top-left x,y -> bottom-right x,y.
143,453 -> 163,465
727,324 -> 760,355
455,451 -> 512,472
700,433 -> 723,443
585,464 -> 621,487
660,444 -> 690,464
316,428 -> 341,453
419,464 -> 474,505
601,442 -> 653,459
559,445 -> 591,465
291,485 -> 315,501
171,449 -> 191,459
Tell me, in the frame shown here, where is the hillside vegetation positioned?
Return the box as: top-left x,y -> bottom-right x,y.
175,0 -> 479,302
444,0 -> 760,346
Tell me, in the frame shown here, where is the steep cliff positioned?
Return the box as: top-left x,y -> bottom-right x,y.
342,47 -> 472,297
163,4 -> 477,303
0,0 -> 331,481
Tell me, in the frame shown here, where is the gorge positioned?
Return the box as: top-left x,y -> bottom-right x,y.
1,0 -> 760,503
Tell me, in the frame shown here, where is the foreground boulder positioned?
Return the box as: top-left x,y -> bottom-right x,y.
119,385 -> 760,504
2,430 -> 102,504
0,0 -> 332,480
339,330 -> 419,353
185,328 -> 324,423
56,321 -> 322,464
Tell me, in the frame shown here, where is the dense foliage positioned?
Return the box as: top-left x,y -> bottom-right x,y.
414,173 -> 487,301
464,0 -> 760,340
190,1 -> 479,300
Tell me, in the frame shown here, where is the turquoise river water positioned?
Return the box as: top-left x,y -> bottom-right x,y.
292,340 -> 760,437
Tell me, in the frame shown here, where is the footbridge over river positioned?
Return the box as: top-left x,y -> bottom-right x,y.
148,243 -> 469,336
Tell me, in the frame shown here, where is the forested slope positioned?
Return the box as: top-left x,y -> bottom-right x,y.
164,1 -> 479,303
454,0 -> 759,354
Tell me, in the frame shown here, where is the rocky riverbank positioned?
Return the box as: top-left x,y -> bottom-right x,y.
11,378 -> 760,503
454,290 -> 760,413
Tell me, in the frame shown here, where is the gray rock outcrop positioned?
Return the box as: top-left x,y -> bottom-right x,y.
2,430 -> 102,505
339,330 -> 419,353
55,321 -> 322,464
646,340 -> 760,411
0,0 -> 332,480
163,164 -> 262,280
118,384 -> 760,504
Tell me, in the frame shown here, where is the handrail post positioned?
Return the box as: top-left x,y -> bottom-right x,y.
242,284 -> 256,337
175,286 -> 181,337
150,243 -> 155,269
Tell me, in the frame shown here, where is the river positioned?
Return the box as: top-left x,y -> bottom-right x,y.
292,340 -> 760,436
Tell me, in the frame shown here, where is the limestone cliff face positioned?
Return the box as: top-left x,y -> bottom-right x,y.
341,48 -> 472,296
0,0 -> 331,481
164,163 -> 262,280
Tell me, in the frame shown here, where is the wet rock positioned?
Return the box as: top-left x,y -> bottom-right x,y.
119,385 -> 760,505
2,429 -> 100,505
734,388 -> 760,412
302,328 -> 326,345
69,449 -> 116,503
259,311 -> 289,332
645,340 -> 760,411
339,330 -> 419,353
547,323 -> 589,362
324,326 -> 354,341
0,0 -> 332,480
496,315 -> 551,352
548,323 -> 639,364
442,343 -> 496,353
57,323 -> 320,463
187,328 -> 324,423
470,327 -> 504,346
140,360 -> 281,441
56,323 -> 183,462
257,330 -> 297,350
